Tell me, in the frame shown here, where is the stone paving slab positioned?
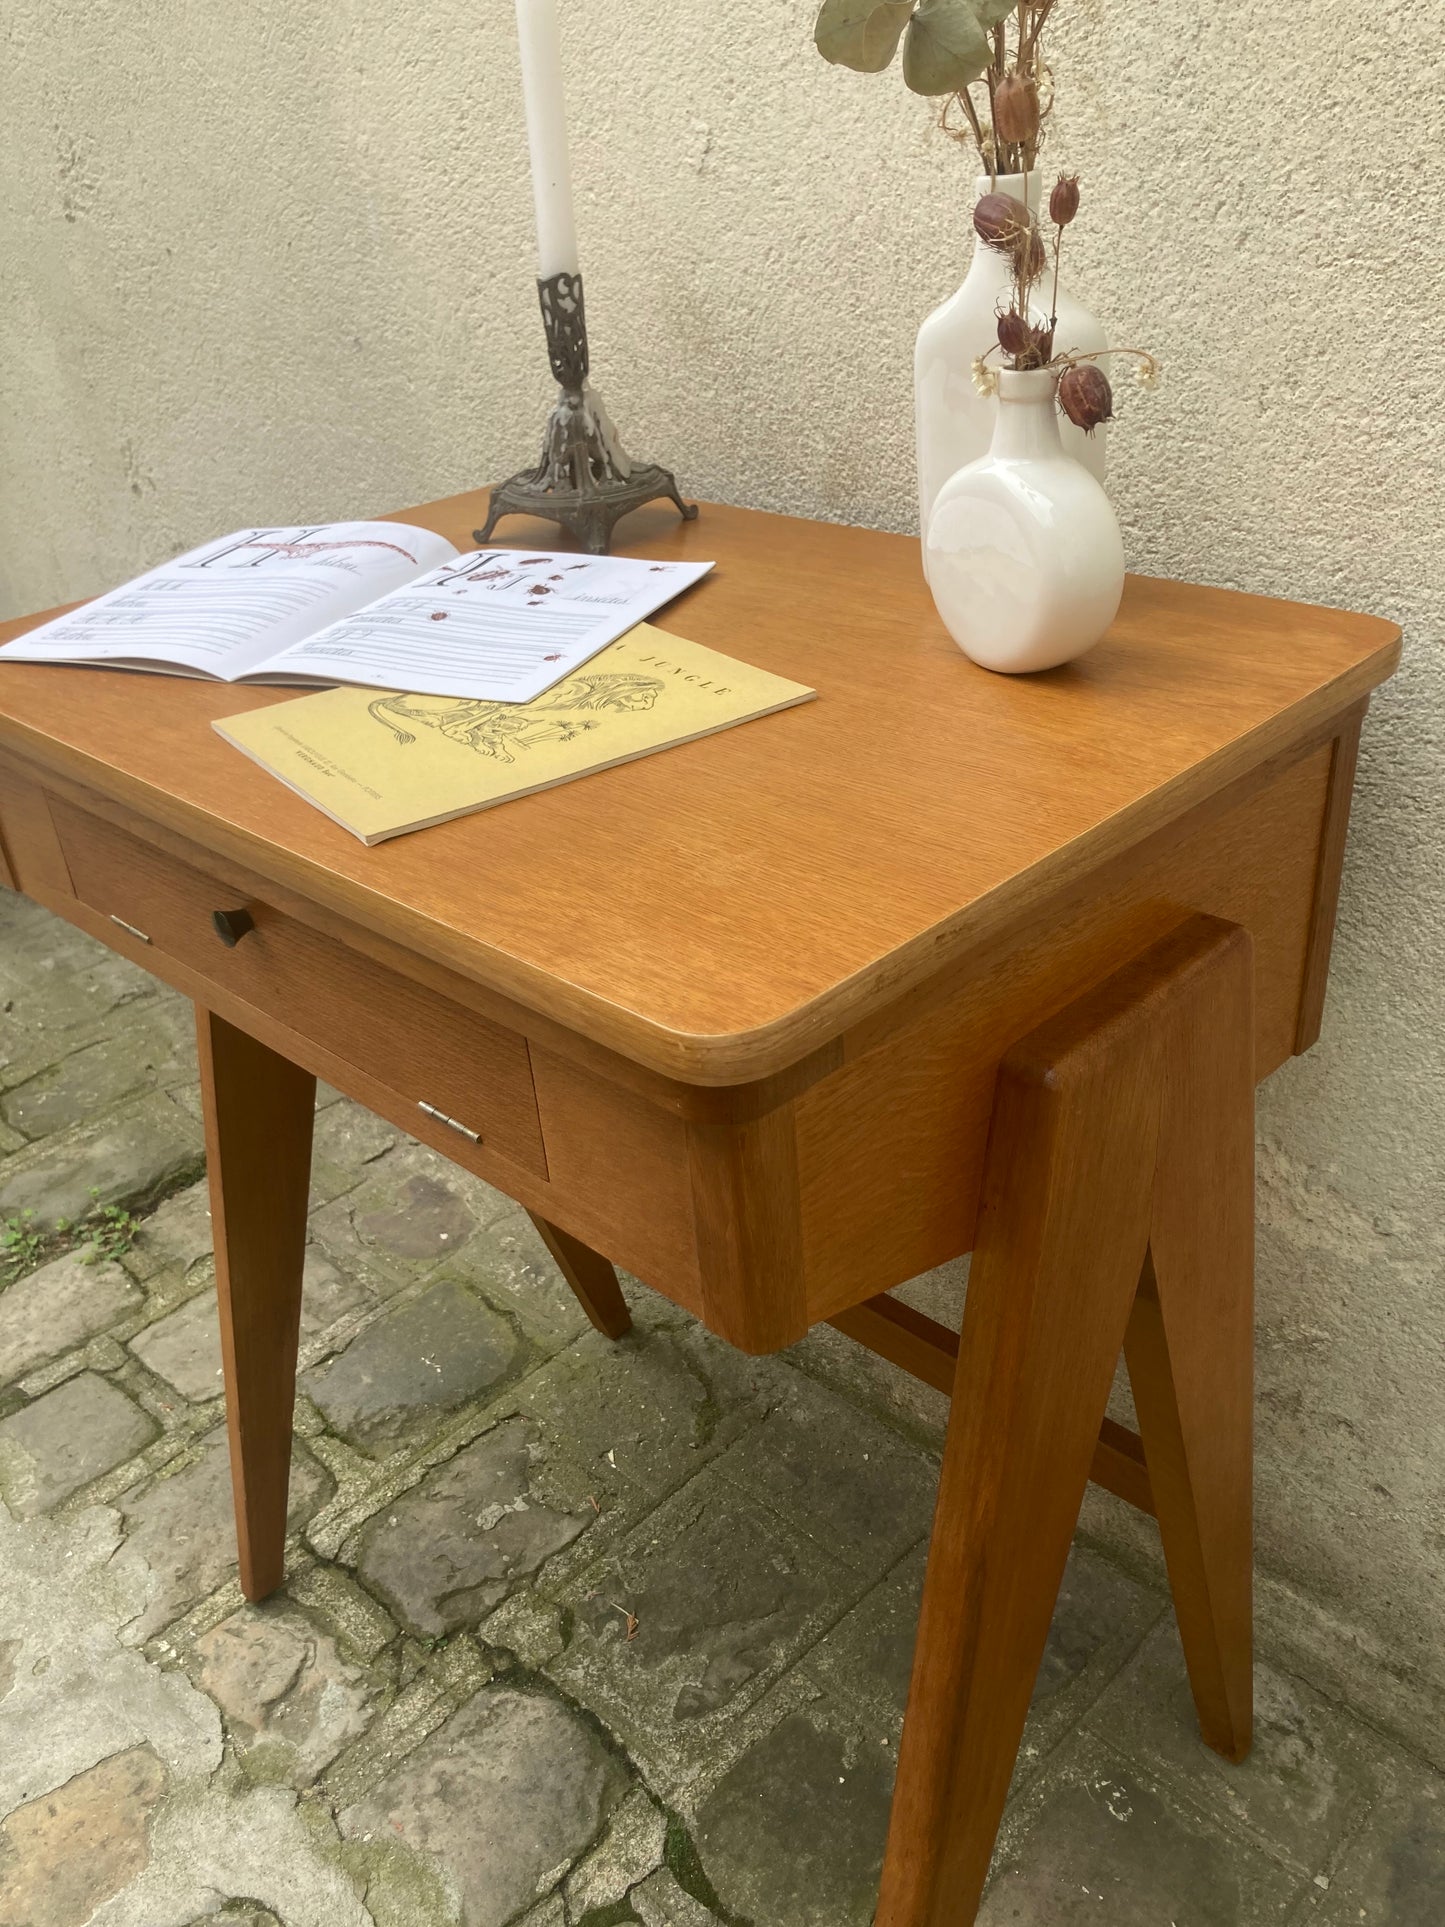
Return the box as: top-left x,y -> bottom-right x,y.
119,1431 -> 334,1642
1,1008 -> 192,1140
193,1603 -> 377,1788
549,1465 -> 852,1796
0,1743 -> 169,1927
352,1417 -> 594,1639
306,1141 -> 520,1299
435,1213 -> 595,1351
0,1371 -> 158,1517
0,1506 -> 221,1822
340,1683 -> 630,1927
983,1730 -> 1308,1922
86,1775 -> 372,1927
302,1277 -> 521,1457
0,901 -> 173,1095
182,1908 -> 281,1927
1086,1617 -> 1409,1874
691,1686 -> 896,1927
781,1297 -> 956,1454
316,1634 -> 497,1819
513,1316 -> 779,1500
122,1178 -> 216,1284
515,1899 -> 566,1927
803,1538 -> 1166,1780
132,1248 -> 374,1405
0,1500 -> 370,1927
14,1329 -> 129,1404
708,1368 -> 940,1581
0,1251 -> 141,1386
561,1781 -> 668,1917
309,1099 -> 401,1206
125,1286 -> 243,1407
0,1088 -> 202,1229
282,1558 -> 400,1664
1289,1752 -> 1445,1923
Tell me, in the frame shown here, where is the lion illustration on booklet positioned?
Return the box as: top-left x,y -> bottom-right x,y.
365,671 -> 666,766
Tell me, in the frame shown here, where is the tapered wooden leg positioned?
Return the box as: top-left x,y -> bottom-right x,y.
526,1211 -> 632,1339
1127,918 -> 1255,1760
197,1008 -> 315,1602
877,916 -> 1255,1926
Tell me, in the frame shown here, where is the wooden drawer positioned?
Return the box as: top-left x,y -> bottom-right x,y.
49,798 -> 548,1179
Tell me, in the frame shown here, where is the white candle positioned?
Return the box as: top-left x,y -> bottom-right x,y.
514,0 -> 581,281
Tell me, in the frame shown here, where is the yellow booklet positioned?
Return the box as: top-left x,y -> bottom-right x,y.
214,623 -> 815,844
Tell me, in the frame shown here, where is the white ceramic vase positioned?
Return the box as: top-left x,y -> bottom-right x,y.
925,367 -> 1124,675
915,171 -> 1107,546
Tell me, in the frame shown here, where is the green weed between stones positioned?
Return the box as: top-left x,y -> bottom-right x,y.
0,1209 -> 45,1283
0,1192 -> 144,1286
79,1199 -> 143,1263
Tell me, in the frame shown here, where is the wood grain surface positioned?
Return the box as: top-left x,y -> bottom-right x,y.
794,734 -> 1330,1311
0,495 -> 1400,1082
49,792 -> 550,1178
198,1008 -> 316,1602
878,916 -> 1255,1926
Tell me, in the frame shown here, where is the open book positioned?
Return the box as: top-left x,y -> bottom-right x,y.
0,522 -> 714,705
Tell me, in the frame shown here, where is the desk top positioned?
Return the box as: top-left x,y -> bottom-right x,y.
0,491 -> 1400,1084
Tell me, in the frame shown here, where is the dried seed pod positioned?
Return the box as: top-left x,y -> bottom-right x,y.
993,74 -> 1040,147
996,309 -> 1034,359
1022,228 -> 1048,281
1057,362 -> 1114,434
973,192 -> 1032,254
1049,173 -> 1080,227
995,311 -> 1056,369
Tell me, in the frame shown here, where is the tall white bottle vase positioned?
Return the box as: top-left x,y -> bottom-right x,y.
915,171 -> 1108,547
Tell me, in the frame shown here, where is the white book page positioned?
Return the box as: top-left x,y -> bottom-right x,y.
250,549 -> 716,702
0,523 -> 459,681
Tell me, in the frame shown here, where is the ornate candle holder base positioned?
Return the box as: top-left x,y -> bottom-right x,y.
476,456 -> 698,558
477,272 -> 698,557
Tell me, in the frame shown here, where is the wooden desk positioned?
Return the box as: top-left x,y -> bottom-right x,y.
0,495 -> 1400,1924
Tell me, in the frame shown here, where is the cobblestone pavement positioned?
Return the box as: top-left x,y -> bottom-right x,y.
1,887 -> 1442,1926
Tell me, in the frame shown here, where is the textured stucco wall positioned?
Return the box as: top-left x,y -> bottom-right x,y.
3,3 -> 1442,1740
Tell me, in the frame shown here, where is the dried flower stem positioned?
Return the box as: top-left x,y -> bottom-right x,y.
1058,347 -> 1160,370
954,87 -> 988,160
1020,0 -> 1057,64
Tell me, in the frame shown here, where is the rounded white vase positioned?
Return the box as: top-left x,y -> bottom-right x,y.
915,171 -> 1108,548
925,367 -> 1124,675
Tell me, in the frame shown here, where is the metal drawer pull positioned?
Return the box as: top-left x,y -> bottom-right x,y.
110,915 -> 152,944
418,1101 -> 482,1144
211,907 -> 256,948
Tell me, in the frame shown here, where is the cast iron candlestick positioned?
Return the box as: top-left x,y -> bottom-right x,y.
476,272 -> 698,556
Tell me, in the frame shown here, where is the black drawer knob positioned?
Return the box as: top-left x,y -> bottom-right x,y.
211,907 -> 256,948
